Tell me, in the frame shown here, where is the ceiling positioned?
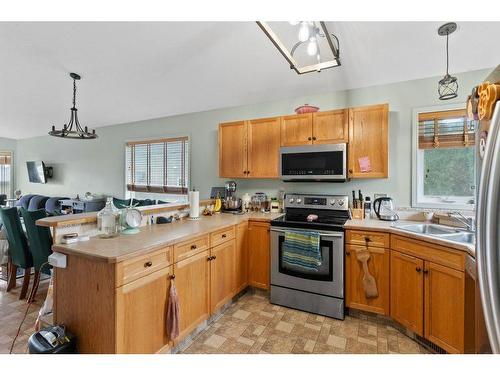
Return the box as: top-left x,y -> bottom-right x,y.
1,21 -> 499,139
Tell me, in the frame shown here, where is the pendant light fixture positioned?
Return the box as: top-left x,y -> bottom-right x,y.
437,22 -> 458,100
49,73 -> 98,139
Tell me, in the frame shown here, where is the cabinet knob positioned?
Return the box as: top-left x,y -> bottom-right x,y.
423,269 -> 429,274
212,255 -> 217,260
144,261 -> 153,268
346,251 -> 351,256
191,244 -> 197,250
170,275 -> 176,280
308,137 -> 312,141
312,137 -> 317,141
247,170 -> 250,174
222,234 -> 227,238
207,256 -> 212,261
348,169 -> 353,174
416,267 -> 422,272
364,237 -> 372,242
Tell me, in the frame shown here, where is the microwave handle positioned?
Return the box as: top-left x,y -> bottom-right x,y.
270,227 -> 343,238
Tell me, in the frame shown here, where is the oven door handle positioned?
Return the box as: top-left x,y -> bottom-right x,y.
270,227 -> 343,238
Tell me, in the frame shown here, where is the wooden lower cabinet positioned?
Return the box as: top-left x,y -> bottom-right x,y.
234,222 -> 249,293
174,250 -> 210,343
210,239 -> 235,313
390,250 -> 424,336
345,244 -> 390,315
115,266 -> 173,354
424,261 -> 465,353
248,221 -> 270,290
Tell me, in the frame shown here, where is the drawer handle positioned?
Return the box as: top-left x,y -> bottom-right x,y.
222,234 -> 227,238
415,267 -> 422,272
191,244 -> 197,250
144,261 -> 153,268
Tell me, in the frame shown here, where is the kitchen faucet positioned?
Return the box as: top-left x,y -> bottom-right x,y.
448,211 -> 476,232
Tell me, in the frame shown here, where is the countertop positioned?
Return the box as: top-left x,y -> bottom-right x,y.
52,211 -> 283,263
345,218 -> 475,258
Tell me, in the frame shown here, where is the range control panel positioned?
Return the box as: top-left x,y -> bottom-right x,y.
285,194 -> 349,211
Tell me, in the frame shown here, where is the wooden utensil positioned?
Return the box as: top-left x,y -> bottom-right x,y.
355,248 -> 379,298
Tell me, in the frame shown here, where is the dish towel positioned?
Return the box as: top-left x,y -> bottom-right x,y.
166,279 -> 180,340
282,230 -> 322,271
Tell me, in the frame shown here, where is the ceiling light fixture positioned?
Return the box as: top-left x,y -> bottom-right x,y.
437,22 -> 458,100
257,21 -> 340,75
49,73 -> 98,139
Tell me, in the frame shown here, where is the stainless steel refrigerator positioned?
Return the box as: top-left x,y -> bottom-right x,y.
476,66 -> 500,353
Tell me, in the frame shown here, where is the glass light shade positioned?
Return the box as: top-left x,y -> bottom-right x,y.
298,22 -> 310,42
307,39 -> 318,56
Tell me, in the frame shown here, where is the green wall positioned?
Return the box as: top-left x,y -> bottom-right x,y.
14,68 -> 489,206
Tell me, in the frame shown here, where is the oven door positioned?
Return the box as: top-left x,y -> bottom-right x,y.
270,227 -> 344,298
280,144 -> 347,181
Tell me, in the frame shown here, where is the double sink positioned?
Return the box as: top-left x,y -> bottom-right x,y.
393,223 -> 475,245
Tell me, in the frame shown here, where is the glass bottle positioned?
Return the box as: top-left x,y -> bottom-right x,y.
97,197 -> 121,238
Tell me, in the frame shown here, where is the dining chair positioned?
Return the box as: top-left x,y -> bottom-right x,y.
20,208 -> 53,303
113,198 -> 131,209
0,207 -> 33,299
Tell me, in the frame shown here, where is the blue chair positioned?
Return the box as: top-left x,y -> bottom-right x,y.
113,198 -> 131,209
28,195 -> 49,211
16,194 -> 35,210
20,208 -> 53,302
0,194 -> 6,206
0,207 -> 33,299
45,197 -> 69,216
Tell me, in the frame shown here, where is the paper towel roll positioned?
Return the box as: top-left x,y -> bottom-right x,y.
189,190 -> 200,219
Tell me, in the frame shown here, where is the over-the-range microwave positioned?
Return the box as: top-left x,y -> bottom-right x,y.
279,144 -> 347,182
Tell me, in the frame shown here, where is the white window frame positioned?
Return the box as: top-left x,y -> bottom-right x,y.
411,103 -> 475,210
0,150 -> 14,199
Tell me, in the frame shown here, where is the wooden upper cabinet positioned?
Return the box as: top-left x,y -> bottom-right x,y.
218,121 -> 247,178
173,250 -> 210,343
348,103 -> 389,179
312,109 -> 349,144
280,113 -> 313,146
248,221 -> 270,290
390,250 -> 424,336
345,244 -> 390,315
115,266 -> 172,354
210,239 -> 235,313
424,261 -> 465,354
247,117 -> 281,178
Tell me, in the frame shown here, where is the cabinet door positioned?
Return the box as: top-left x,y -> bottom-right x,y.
248,221 -> 270,290
218,121 -> 247,178
115,266 -> 172,354
234,222 -> 249,294
312,109 -> 348,144
348,103 -> 388,178
345,245 -> 390,315
247,117 -> 281,178
280,113 -> 313,146
390,250 -> 424,336
174,250 -> 210,342
210,239 -> 235,313
424,261 -> 465,353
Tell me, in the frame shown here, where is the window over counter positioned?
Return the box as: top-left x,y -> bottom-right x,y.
125,137 -> 189,198
412,105 -> 476,209
0,151 -> 12,199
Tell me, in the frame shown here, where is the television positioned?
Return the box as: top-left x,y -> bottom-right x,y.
26,161 -> 47,184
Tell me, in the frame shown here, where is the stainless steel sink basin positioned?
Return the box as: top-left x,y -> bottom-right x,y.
393,224 -> 459,235
393,223 -> 475,245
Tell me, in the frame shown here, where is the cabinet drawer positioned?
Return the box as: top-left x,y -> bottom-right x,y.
391,235 -> 465,271
210,226 -> 236,247
174,234 -> 210,263
116,247 -> 172,287
346,230 -> 390,248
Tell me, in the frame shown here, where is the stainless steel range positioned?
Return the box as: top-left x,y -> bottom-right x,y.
270,193 -> 349,320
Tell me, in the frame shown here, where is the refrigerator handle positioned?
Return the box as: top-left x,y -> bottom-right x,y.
477,102 -> 500,353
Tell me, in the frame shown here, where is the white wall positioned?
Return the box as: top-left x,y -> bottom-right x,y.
15,68 -> 490,206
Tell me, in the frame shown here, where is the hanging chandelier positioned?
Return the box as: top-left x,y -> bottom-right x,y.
437,22 -> 458,100
257,21 -> 340,75
49,73 -> 98,139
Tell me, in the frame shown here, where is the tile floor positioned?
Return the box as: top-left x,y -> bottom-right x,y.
181,291 -> 430,354
0,278 -> 49,354
0,280 -> 429,354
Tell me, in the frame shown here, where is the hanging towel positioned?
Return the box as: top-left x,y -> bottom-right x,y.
166,279 -> 180,340
282,230 -> 322,271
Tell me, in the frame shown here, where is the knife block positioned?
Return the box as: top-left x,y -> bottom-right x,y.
351,208 -> 365,220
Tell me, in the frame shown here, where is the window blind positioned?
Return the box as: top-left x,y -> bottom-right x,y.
0,151 -> 12,196
126,137 -> 189,194
418,109 -> 476,149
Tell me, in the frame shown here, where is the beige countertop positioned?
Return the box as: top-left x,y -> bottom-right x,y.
53,211 -> 283,263
345,218 -> 475,258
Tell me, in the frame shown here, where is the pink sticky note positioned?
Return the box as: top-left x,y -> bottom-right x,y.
358,156 -> 372,172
